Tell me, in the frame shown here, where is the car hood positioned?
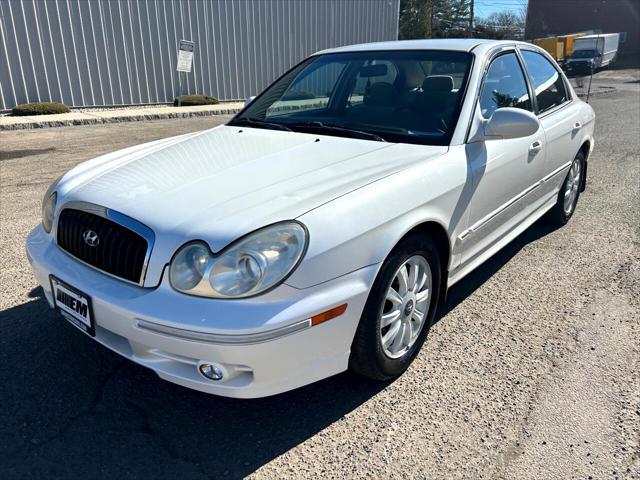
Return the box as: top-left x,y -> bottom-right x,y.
57,125 -> 447,285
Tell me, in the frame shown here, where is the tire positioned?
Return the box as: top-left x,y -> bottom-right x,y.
546,151 -> 585,225
349,234 -> 441,380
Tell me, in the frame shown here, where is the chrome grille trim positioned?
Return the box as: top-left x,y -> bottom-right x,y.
54,201 -> 155,286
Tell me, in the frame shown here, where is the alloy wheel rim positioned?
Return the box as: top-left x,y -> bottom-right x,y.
563,158 -> 581,215
379,255 -> 432,359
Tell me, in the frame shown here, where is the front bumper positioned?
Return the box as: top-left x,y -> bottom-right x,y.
26,225 -> 377,398
565,61 -> 595,77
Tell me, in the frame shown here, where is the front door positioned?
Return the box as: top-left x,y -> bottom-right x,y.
462,52 -> 546,265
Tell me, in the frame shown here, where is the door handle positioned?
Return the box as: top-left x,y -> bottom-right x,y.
529,140 -> 543,152
573,122 -> 582,130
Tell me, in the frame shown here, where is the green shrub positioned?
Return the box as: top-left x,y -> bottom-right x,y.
174,95 -> 219,106
12,102 -> 70,116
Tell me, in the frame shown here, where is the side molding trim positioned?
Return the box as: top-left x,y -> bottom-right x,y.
458,160 -> 572,241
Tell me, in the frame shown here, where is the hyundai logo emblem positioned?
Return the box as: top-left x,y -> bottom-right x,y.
404,299 -> 414,317
83,229 -> 99,247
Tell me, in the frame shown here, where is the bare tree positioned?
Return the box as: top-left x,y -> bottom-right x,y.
475,10 -> 525,40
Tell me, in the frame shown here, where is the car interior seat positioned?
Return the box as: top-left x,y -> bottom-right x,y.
416,75 -> 456,129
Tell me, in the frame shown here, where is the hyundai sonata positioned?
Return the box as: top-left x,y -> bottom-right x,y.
27,39 -> 595,398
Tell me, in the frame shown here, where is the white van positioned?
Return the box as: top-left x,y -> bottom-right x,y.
565,33 -> 620,75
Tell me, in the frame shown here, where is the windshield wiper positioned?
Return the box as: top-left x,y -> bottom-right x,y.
287,121 -> 387,142
230,117 -> 292,132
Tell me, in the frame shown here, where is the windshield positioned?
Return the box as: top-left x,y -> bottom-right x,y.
572,49 -> 597,59
229,50 -> 473,145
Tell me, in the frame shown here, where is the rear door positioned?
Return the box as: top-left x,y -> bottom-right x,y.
461,51 -> 546,265
519,48 -> 582,203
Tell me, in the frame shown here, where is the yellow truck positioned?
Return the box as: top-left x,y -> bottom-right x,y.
559,34 -> 587,59
535,37 -> 563,60
533,33 -> 587,63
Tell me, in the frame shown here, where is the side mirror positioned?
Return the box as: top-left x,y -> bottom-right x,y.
484,107 -> 540,140
244,96 -> 256,107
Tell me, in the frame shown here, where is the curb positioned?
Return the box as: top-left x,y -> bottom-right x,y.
0,106 -> 242,131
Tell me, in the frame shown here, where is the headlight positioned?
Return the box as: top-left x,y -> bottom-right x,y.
169,222 -> 307,298
41,190 -> 58,234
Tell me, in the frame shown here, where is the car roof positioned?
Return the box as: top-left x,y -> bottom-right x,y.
315,38 -> 506,55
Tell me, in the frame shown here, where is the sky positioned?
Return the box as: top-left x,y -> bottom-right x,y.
474,0 -> 529,19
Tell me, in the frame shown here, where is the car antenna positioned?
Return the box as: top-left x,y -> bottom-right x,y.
585,32 -> 599,104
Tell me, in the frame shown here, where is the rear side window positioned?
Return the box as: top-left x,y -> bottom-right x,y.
521,50 -> 569,114
480,53 -> 532,118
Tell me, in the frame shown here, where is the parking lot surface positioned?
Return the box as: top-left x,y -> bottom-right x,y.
1,79 -> 638,479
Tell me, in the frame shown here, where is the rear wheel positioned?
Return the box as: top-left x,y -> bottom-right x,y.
547,151 -> 584,225
349,235 -> 441,380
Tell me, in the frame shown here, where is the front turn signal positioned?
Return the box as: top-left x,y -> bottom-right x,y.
311,304 -> 347,326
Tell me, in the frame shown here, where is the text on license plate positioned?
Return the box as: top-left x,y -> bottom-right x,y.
50,276 -> 94,336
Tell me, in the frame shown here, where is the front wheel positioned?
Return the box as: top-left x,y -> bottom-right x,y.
546,151 -> 585,225
349,235 -> 441,380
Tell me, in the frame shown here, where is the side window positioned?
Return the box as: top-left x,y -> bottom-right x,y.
521,50 -> 569,115
480,53 -> 532,118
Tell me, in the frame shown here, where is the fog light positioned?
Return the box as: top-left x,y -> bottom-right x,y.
199,363 -> 224,381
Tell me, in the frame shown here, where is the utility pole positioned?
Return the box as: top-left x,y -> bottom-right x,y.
469,0 -> 474,37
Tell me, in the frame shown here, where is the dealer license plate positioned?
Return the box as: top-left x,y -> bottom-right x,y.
50,276 -> 95,336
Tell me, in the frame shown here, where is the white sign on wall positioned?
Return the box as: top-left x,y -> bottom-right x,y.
176,40 -> 194,73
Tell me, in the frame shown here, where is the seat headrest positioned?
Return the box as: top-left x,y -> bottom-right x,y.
363,82 -> 396,107
403,66 -> 425,90
422,75 -> 454,93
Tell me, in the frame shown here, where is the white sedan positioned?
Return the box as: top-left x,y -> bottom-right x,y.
27,39 -> 595,398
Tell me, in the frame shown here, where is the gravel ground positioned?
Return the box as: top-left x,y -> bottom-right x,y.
0,82 -> 638,479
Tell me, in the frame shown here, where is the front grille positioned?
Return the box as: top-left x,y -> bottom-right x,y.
56,208 -> 149,284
